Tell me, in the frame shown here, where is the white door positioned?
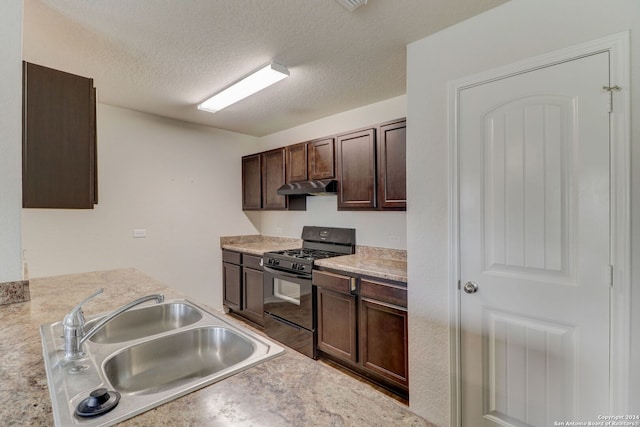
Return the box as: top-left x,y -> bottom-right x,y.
459,52 -> 611,426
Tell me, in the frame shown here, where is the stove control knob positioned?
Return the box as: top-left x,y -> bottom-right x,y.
296,264 -> 305,271
291,263 -> 299,270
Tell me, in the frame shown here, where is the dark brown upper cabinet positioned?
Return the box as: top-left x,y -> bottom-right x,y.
262,148 -> 288,210
242,149 -> 306,211
242,154 -> 262,210
286,142 -> 308,183
335,119 -> 406,211
336,128 -> 377,210
377,119 -> 406,210
22,62 -> 97,209
241,117 -> 404,212
308,137 -> 335,180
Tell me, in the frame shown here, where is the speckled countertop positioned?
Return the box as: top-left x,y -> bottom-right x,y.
221,236 -> 407,283
220,235 -> 302,256
315,246 -> 407,283
0,268 -> 430,426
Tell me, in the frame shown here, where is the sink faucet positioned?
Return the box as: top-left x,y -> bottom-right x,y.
63,288 -> 164,360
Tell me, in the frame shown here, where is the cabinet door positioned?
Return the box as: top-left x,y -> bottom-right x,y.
336,128 -> 376,210
377,120 -> 406,210
222,262 -> 242,311
286,143 -> 308,183
262,148 -> 287,210
308,137 -> 335,180
242,267 -> 264,326
317,287 -> 357,362
359,299 -> 408,389
23,62 -> 97,209
242,154 -> 262,210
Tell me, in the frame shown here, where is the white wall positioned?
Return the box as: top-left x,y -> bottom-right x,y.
255,95 -> 407,249
406,0 -> 639,425
0,0 -> 23,283
22,104 -> 259,307
21,97 -> 407,309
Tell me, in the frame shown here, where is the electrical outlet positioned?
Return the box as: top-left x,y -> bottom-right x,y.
276,227 -> 283,235
388,234 -> 400,242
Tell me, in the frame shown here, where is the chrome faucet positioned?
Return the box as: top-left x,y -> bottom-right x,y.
63,288 -> 164,360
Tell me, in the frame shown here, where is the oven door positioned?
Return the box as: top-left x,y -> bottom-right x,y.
263,266 -> 315,332
263,265 -> 317,358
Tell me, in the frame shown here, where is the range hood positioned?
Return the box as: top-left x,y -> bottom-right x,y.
276,179 -> 337,196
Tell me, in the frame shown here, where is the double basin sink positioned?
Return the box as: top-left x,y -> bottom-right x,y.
40,300 -> 284,426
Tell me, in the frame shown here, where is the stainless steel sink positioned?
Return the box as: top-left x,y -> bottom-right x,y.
86,302 -> 202,344
40,299 -> 284,427
104,327 -> 254,395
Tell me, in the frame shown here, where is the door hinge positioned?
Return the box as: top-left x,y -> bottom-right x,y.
603,85 -> 621,113
608,264 -> 614,288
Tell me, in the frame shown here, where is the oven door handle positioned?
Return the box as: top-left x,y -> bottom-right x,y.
266,313 -> 303,331
263,265 -> 311,281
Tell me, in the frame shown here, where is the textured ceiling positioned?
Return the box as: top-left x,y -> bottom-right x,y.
23,0 -> 508,137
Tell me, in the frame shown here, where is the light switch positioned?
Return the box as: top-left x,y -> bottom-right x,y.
133,229 -> 147,238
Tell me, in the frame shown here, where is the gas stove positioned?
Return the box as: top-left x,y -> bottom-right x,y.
263,226 -> 356,359
263,226 -> 356,277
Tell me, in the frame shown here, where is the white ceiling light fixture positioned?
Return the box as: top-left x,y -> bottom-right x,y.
335,0 -> 368,11
198,62 -> 290,113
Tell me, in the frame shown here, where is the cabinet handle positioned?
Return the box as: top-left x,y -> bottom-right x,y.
350,278 -> 357,293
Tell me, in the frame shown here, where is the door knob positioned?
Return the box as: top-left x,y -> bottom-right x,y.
463,281 -> 478,294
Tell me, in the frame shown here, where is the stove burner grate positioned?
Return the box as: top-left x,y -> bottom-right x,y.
277,248 -> 341,261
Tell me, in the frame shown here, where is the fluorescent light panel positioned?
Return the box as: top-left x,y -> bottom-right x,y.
335,0 -> 367,11
198,62 -> 289,113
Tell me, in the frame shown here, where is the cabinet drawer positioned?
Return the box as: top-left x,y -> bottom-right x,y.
243,254 -> 263,270
222,250 -> 242,265
312,270 -> 354,294
360,279 -> 407,308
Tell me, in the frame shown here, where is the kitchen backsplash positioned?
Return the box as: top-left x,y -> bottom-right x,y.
256,195 -> 407,250
0,280 -> 30,305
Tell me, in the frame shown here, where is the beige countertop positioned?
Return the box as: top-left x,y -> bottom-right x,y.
221,236 -> 407,282
315,246 -> 407,283
220,234 -> 302,256
0,268 -> 429,426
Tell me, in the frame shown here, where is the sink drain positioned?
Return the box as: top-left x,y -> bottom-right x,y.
75,388 -> 121,417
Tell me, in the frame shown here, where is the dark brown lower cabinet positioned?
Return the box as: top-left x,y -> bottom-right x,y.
242,255 -> 264,326
317,287 -> 357,362
222,250 -> 264,326
359,298 -> 408,389
313,269 -> 408,397
222,261 -> 242,311
222,249 -> 243,311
